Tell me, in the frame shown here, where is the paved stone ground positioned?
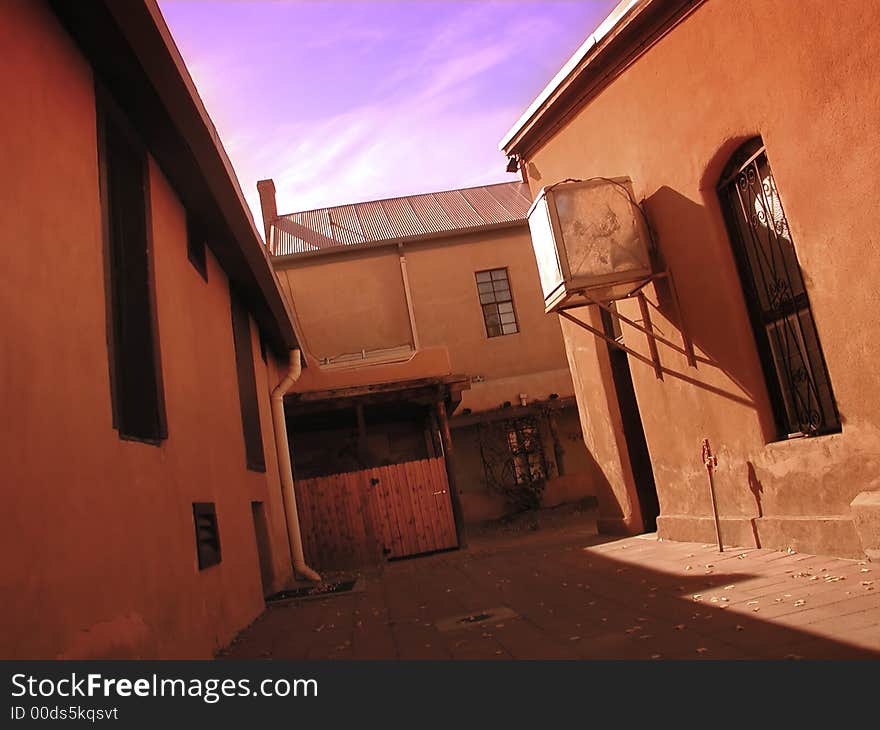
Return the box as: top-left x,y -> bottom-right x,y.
222,512 -> 880,660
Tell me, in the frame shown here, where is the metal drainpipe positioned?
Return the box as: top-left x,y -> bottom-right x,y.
271,349 -> 321,582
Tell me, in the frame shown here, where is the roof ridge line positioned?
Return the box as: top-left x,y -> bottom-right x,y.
276,179 -> 526,218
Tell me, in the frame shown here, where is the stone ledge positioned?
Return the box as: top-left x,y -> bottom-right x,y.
658,513 -> 863,559
851,490 -> 880,560
657,514 -> 755,549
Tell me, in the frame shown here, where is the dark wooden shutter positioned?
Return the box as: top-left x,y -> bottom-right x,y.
230,287 -> 266,471
99,99 -> 166,442
193,503 -> 221,569
186,211 -> 208,281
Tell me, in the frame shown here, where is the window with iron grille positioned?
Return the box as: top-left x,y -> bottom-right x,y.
193,503 -> 221,570
476,268 -> 518,337
506,417 -> 546,485
718,138 -> 840,438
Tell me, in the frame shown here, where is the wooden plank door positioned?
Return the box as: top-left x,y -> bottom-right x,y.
368,457 -> 458,559
294,470 -> 380,570
295,457 -> 458,568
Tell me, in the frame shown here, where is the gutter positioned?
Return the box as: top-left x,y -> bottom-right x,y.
271,350 -> 321,582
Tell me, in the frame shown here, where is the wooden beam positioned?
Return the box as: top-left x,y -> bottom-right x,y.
436,399 -> 466,548
355,403 -> 369,462
637,291 -> 664,380
450,395 -> 577,429
291,374 -> 470,404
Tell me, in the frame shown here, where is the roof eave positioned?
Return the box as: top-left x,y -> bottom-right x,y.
500,0 -> 704,158
49,0 -> 299,354
271,219 -> 528,267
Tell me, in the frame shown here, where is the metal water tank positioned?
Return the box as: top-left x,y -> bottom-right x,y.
527,177 -> 653,312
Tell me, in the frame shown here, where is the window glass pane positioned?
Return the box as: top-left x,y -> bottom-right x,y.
506,417 -> 545,484
477,268 -> 518,337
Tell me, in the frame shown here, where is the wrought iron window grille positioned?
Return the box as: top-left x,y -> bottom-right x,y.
718,139 -> 840,438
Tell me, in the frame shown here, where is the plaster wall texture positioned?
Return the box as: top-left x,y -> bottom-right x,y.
0,0 -> 294,658
521,0 -> 880,556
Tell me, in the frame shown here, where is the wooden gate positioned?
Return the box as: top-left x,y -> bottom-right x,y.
295,457 -> 458,569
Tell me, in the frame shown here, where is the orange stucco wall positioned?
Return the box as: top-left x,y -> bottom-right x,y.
275,226 -> 575,412
520,0 -> 880,556
275,248 -> 412,360
406,227 -> 575,412
273,225 -> 599,522
454,408 -> 600,523
0,0 -> 293,658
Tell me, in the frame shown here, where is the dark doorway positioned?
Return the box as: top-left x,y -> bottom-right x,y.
251,501 -> 274,597
601,307 -> 660,532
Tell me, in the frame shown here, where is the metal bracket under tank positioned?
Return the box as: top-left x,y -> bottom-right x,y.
554,270 -> 696,380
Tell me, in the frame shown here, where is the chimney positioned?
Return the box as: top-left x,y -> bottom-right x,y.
256,179 -> 277,250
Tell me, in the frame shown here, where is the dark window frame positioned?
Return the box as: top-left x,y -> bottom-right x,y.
258,328 -> 268,364
95,84 -> 167,444
230,285 -> 267,472
506,416 -> 546,485
718,137 -> 841,440
186,210 -> 208,282
193,502 -> 221,570
475,267 -> 519,338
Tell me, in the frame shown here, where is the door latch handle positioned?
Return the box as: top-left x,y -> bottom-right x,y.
432,490 -> 447,495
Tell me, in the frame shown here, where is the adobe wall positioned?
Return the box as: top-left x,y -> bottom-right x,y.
0,0 -> 293,658
273,208 -> 603,524
405,227 -> 574,412
523,0 -> 880,556
453,407 -> 598,525
273,226 -> 577,412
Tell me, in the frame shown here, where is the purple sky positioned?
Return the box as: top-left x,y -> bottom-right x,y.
158,1 -> 618,229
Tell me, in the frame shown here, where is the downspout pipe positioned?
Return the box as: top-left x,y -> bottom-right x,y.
272,349 -> 321,582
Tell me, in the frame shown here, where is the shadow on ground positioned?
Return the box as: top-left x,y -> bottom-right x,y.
220,507 -> 880,660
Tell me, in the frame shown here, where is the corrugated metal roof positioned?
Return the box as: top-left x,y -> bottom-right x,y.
270,181 -> 532,257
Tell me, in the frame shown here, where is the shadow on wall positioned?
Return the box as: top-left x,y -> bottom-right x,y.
639,184 -> 776,433
747,460 -> 764,548
577,442 -> 625,530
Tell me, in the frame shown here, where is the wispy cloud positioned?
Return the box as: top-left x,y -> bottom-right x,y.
159,0 -> 619,231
